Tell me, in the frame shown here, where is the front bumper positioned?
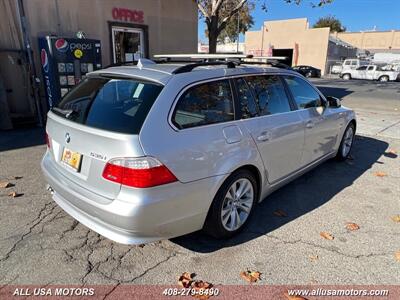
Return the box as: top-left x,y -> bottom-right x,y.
41,152 -> 223,244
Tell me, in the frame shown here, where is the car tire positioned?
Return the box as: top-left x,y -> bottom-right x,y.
342,74 -> 351,80
203,170 -> 258,239
336,123 -> 355,161
379,76 -> 389,82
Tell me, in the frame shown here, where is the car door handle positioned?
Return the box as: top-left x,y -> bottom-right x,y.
257,131 -> 270,142
305,121 -> 314,128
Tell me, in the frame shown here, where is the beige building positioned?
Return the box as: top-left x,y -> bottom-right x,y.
334,30 -> 400,53
0,0 -> 197,128
245,18 -> 356,76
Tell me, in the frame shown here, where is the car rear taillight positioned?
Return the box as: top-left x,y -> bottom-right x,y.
102,157 -> 178,188
45,132 -> 51,149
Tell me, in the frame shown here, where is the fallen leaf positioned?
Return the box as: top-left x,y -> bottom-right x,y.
320,232 -> 334,240
373,171 -> 387,177
137,244 -> 145,248
240,270 -> 261,283
178,272 -> 194,288
191,280 -> 213,299
387,149 -> 397,155
309,255 -> 319,262
391,215 -> 400,223
273,209 -> 288,217
8,192 -> 23,198
395,251 -> 400,262
0,182 -> 14,188
284,291 -> 309,300
345,222 -> 360,231
14,176 -> 23,180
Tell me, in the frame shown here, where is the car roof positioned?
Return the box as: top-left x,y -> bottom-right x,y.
89,63 -> 297,85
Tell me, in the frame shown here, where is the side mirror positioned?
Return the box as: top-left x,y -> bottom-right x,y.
326,96 -> 341,108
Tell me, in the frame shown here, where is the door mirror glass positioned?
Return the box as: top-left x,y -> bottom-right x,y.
326,96 -> 341,108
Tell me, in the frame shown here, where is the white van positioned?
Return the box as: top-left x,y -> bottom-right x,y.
342,59 -> 369,72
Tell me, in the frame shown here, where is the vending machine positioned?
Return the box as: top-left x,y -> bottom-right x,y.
38,36 -> 102,108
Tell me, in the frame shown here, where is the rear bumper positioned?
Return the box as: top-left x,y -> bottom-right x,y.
41,152 -> 223,244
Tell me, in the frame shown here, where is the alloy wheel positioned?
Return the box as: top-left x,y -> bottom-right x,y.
342,126 -> 354,157
221,178 -> 254,231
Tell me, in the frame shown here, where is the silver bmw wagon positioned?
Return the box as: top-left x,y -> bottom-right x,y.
41,56 -> 356,244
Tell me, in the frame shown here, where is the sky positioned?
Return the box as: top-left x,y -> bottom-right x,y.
198,0 -> 400,43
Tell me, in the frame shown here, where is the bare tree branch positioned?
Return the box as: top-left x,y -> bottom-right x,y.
197,1 -> 210,19
219,0 -> 248,27
212,0 -> 225,15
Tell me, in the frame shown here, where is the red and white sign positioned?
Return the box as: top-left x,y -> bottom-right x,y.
112,7 -> 144,23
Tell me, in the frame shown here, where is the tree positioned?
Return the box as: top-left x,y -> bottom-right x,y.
213,3 -> 255,43
196,0 -> 335,53
313,15 -> 346,32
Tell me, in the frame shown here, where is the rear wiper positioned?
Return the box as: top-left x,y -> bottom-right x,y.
52,107 -> 78,119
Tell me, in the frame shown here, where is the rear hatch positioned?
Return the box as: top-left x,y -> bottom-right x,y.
46,76 -> 163,201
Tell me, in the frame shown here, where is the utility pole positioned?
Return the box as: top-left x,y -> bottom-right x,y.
236,10 -> 240,53
16,0 -> 43,127
261,23 -> 265,56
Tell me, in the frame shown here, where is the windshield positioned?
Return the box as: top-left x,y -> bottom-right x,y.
53,77 -> 163,134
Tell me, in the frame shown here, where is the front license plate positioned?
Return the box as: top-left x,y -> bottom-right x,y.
61,148 -> 82,171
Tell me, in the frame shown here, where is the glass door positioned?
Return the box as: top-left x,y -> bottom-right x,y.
111,26 -> 144,63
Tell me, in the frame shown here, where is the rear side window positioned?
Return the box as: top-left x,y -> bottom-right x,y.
283,76 -> 322,109
245,75 -> 292,116
172,80 -> 234,129
54,77 -> 163,134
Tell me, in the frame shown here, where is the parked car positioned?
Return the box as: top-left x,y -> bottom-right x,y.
340,64 -> 400,82
292,65 -> 321,78
42,57 -> 356,244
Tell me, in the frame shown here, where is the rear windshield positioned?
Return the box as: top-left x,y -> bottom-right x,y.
53,77 -> 163,134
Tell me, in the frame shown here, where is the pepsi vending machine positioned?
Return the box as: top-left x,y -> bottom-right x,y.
38,36 -> 102,109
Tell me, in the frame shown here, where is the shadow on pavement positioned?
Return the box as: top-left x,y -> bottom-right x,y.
0,127 -> 45,152
316,86 -> 354,99
172,135 -> 389,253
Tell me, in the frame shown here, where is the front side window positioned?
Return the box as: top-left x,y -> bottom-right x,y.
283,76 -> 323,109
54,77 -> 163,134
172,80 -> 234,129
245,75 -> 292,116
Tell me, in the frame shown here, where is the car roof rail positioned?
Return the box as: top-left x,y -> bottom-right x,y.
154,54 -> 253,60
103,55 -> 290,73
240,60 -> 291,69
172,61 -> 237,74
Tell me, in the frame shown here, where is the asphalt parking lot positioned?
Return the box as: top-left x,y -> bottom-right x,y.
0,79 -> 399,289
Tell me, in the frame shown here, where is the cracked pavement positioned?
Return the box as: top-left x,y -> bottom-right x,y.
0,79 -> 399,286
